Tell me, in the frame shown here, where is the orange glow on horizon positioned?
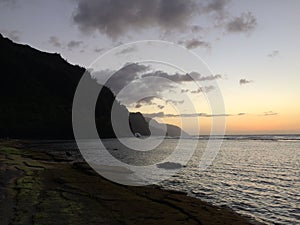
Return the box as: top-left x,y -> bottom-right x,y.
154,113 -> 300,135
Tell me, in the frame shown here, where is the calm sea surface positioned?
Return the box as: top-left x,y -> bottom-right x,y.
28,135 -> 300,225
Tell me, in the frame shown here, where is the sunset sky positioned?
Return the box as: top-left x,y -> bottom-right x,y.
1,0 -> 299,134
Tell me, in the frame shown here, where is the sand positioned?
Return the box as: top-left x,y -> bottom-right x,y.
0,140 -> 263,225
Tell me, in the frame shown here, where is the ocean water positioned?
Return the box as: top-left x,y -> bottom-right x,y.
160,137 -> 300,225
28,135 -> 300,224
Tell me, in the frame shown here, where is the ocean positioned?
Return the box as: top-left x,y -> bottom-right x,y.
28,134 -> 300,224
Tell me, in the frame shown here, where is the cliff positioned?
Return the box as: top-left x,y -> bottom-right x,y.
0,34 -> 124,138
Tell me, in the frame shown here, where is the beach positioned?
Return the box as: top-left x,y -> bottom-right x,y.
0,140 -> 261,225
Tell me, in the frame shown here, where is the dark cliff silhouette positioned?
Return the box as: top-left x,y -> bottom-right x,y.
0,34 -> 187,139
129,112 -> 151,136
146,118 -> 190,137
0,34 -> 151,139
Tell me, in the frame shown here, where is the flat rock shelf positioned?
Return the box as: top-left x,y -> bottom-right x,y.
0,140 -> 263,225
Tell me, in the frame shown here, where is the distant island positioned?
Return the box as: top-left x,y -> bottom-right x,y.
0,34 -> 187,139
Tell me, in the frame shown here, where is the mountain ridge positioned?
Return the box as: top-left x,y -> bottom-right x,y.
0,34 -> 187,139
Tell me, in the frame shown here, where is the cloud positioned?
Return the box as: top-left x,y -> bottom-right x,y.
48,36 -> 62,48
267,50 -> 279,58
166,99 -> 184,105
239,78 -> 253,85
135,97 -> 185,109
181,89 -> 189,93
190,85 -> 215,93
264,111 -> 278,116
93,63 -> 221,106
135,103 -> 142,108
135,96 -> 157,108
73,0 -> 199,39
101,63 -> 150,94
48,37 -> 83,50
72,0 -> 258,42
191,72 -> 222,81
226,12 -> 257,33
67,40 -> 83,50
204,0 -> 229,12
134,96 -> 167,109
116,46 -> 137,55
238,112 -> 246,116
144,112 -> 233,118
179,38 -> 211,49
94,47 -> 105,53
191,25 -> 203,33
204,0 -> 230,16
142,71 -> 221,82
97,64 -> 221,95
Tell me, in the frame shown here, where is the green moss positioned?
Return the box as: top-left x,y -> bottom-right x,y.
0,146 -> 22,155
12,174 -> 42,225
33,190 -> 84,225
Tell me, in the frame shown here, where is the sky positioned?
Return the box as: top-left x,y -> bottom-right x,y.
0,0 -> 299,135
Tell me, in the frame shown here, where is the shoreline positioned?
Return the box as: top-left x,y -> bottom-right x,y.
0,140 -> 263,225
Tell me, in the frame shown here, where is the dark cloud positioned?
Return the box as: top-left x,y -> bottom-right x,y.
103,63 -> 150,94
135,97 -> 184,109
134,96 -> 167,109
48,37 -> 83,50
144,112 -> 233,118
142,71 -> 221,82
116,46 -> 137,55
203,85 -> 215,92
267,50 -> 279,58
191,88 -> 203,94
166,99 -> 184,105
204,0 -> 230,15
73,0 -> 258,41
205,0 -> 229,12
73,0 -> 199,39
94,47 -> 105,53
190,72 -> 222,81
93,63 -> 221,106
137,96 -> 157,103
190,85 -> 215,93
181,89 -> 189,93
96,64 -> 221,96
179,38 -> 211,50
191,25 -> 203,33
226,12 -> 257,33
67,40 -> 83,50
48,36 -> 61,48
264,111 -> 278,116
135,103 -> 142,108
239,78 -> 253,85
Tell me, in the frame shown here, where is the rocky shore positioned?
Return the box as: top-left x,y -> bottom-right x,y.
0,140 -> 262,225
